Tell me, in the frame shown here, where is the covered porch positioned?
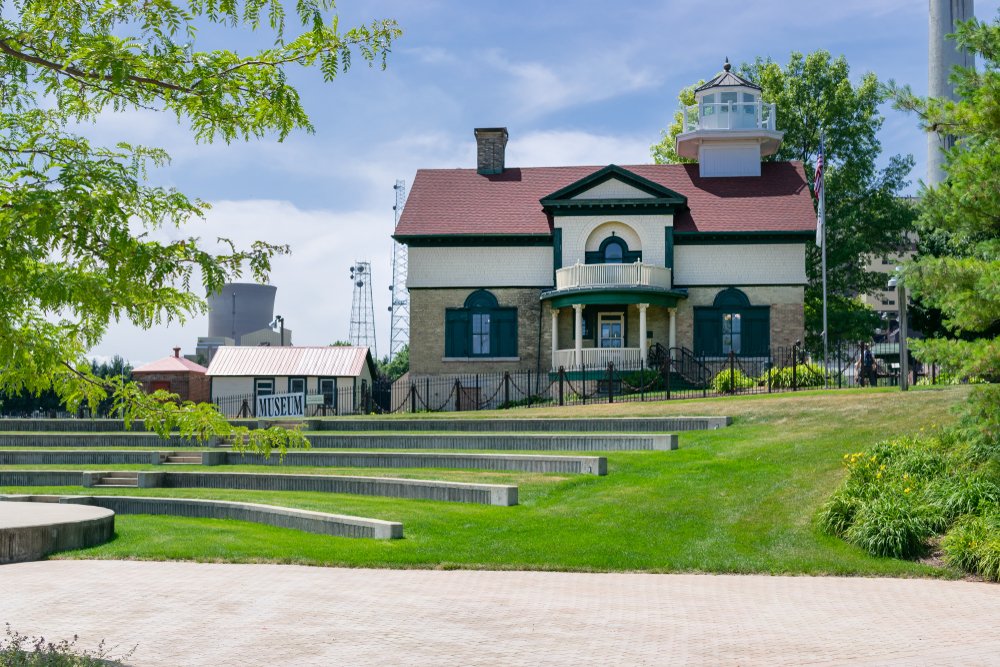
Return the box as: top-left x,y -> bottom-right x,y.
542,266 -> 687,372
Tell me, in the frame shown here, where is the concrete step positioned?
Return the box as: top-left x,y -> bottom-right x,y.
165,457 -> 201,464
93,483 -> 138,488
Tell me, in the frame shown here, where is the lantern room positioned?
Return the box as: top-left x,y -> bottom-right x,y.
675,59 -> 784,177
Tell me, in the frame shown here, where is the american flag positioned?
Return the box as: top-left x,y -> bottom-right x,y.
813,137 -> 825,199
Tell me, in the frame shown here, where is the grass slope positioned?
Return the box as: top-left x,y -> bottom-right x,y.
0,386 -> 971,576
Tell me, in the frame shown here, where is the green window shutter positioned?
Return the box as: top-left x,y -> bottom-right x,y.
743,307 -> 770,355
445,309 -> 470,357
553,228 -> 562,278
694,308 -> 721,356
493,308 -> 518,357
664,227 -> 674,270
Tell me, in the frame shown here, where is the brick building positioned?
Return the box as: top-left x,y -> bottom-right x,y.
132,348 -> 210,403
394,62 -> 815,380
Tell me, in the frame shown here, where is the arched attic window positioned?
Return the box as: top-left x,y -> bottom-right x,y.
585,235 -> 642,265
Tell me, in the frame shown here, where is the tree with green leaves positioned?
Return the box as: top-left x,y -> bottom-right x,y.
0,1 -> 400,453
885,13 -> 1000,380
651,51 -> 916,348
376,344 -> 408,382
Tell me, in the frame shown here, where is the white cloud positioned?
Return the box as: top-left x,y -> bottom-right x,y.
483,48 -> 661,119
506,130 -> 653,168
89,200 -> 396,365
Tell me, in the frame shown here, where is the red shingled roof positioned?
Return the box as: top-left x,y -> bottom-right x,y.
394,162 -> 815,237
133,356 -> 207,375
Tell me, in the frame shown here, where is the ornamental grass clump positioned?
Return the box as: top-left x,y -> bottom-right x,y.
942,512 -> 1000,581
821,401 -> 1000,573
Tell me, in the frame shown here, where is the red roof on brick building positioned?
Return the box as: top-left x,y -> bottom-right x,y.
394,161 -> 815,237
133,356 -> 208,375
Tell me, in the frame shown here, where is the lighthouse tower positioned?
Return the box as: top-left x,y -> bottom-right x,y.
675,59 -> 784,178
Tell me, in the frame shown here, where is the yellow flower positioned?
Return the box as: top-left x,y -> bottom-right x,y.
877,473 -> 882,478
904,474 -> 908,479
904,488 -> 911,493
844,454 -> 849,459
920,427 -> 924,431
932,424 -> 936,428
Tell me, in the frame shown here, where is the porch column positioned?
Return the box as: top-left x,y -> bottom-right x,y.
668,308 -> 677,358
551,308 -> 559,369
573,304 -> 584,369
638,303 -> 648,362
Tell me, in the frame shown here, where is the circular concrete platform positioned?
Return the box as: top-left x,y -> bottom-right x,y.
0,501 -> 114,564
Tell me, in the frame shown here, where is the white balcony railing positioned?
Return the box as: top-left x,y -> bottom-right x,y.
682,102 -> 777,133
552,347 -> 644,371
555,262 -> 671,291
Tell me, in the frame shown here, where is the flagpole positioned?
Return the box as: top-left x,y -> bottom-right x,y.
820,131 -> 829,389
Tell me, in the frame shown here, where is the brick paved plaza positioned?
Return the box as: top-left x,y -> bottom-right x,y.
3,561 -> 1000,666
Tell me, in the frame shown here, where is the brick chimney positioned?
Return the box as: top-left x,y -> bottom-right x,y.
475,127 -> 508,175
173,347 -> 181,358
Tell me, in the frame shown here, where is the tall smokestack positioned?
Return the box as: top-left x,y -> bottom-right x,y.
928,0 -> 974,186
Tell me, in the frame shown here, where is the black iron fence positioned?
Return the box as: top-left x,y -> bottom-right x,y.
208,341 -> 980,417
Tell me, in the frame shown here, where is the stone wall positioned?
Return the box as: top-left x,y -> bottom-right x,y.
409,287 -> 550,377
674,286 -> 805,351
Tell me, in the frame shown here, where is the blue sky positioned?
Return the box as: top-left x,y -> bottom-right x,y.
86,0 -> 996,367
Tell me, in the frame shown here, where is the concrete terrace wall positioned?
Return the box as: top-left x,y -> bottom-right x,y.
0,499 -> 114,564
1,470 -> 519,506
0,434 -> 210,448
313,417 -> 730,432
0,451 -> 163,465
215,451 -> 607,475
59,495 -> 402,539
302,433 -> 678,451
0,419 -> 257,432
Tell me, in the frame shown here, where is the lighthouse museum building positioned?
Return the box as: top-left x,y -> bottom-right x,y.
394,63 -> 817,384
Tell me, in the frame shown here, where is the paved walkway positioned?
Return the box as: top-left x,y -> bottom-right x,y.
2,561 -> 1000,666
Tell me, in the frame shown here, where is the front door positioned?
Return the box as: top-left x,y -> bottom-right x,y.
599,313 -> 624,348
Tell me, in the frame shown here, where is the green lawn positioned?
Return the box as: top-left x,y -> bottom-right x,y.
1,385 -> 973,576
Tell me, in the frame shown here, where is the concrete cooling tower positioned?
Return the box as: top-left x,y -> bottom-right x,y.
206,283 -> 277,343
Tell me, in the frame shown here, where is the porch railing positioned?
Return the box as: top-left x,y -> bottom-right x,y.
552,347 -> 644,370
555,262 -> 671,291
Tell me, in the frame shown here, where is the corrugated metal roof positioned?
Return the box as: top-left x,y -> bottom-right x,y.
133,356 -> 208,375
205,346 -> 372,378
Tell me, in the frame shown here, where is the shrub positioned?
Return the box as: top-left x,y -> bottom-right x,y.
942,512 -> 1000,581
762,363 -> 825,388
710,369 -> 756,394
0,624 -> 132,666
844,493 -> 940,559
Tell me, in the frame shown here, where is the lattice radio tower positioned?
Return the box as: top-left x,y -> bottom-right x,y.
388,179 -> 409,357
349,260 -> 377,358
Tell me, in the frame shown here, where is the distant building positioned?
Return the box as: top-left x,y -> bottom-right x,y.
206,346 -> 376,415
187,283 -> 292,364
132,347 -> 210,403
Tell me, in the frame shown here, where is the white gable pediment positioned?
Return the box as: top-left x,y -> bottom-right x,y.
571,178 -> 655,200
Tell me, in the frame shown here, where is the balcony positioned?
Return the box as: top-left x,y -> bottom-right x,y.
682,101 -> 777,132
555,262 -> 672,291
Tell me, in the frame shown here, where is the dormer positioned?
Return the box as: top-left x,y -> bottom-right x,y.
675,59 -> 784,178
